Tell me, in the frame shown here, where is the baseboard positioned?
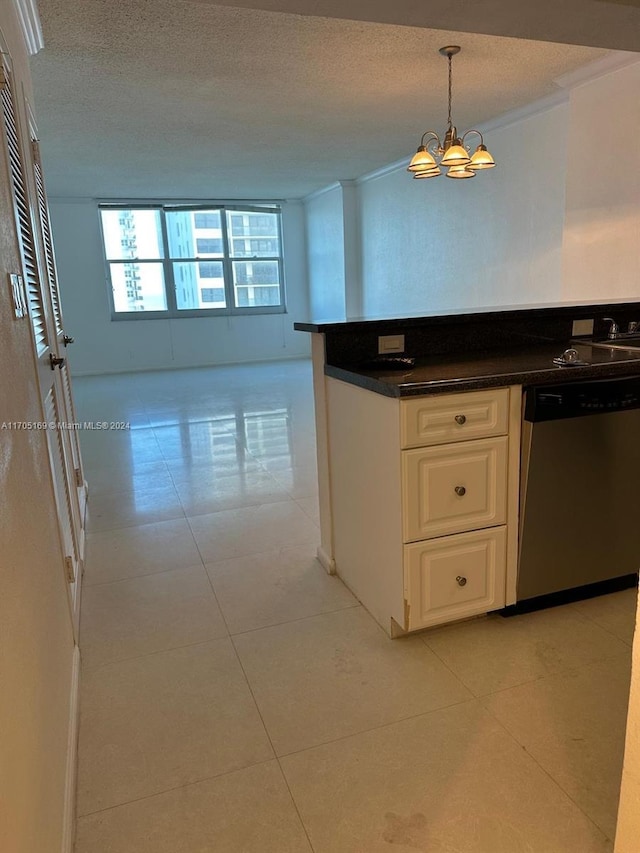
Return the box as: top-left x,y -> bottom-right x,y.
61,644 -> 81,853
316,545 -> 336,575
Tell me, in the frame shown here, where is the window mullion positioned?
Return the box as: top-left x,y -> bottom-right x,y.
220,209 -> 235,311
159,210 -> 177,315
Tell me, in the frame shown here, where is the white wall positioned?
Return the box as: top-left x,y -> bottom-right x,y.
49,200 -> 310,376
305,183 -> 348,320
562,62 -> 640,301
357,103 -> 569,317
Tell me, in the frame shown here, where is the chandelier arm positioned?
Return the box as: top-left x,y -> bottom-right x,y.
461,129 -> 484,148
419,130 -> 441,148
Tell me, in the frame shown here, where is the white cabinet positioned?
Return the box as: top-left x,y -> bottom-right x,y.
405,527 -> 507,629
325,379 -> 520,636
402,436 -> 508,542
400,388 -> 511,631
401,388 -> 510,448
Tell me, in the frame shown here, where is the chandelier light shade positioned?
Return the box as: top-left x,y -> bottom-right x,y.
407,46 -> 496,182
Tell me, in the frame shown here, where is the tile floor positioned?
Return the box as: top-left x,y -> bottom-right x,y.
73,359 -> 636,852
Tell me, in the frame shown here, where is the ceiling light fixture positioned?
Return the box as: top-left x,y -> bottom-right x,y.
407,46 -> 496,182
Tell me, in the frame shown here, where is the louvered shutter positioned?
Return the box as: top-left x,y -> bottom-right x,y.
32,139 -> 63,337
0,60 -> 48,354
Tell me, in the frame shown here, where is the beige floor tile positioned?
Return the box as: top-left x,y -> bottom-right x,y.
80,565 -> 228,668
86,483 -> 185,532
175,469 -> 290,516
77,639 -> 273,814
571,588 -> 638,646
166,454 -> 264,485
80,427 -> 164,465
281,701 -> 612,853
84,459 -> 174,495
295,495 -> 320,526
483,655 -> 631,838
205,544 -> 357,634
75,761 -> 312,853
270,464 -> 319,499
84,518 -> 202,585
423,605 -> 629,696
233,607 -> 471,755
188,500 -> 319,561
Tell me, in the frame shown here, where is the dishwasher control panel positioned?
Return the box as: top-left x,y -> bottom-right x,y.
525,376 -> 640,422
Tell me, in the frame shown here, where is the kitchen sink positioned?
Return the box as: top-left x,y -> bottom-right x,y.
579,336 -> 640,352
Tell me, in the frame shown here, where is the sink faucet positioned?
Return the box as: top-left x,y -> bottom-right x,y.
601,317 -> 639,340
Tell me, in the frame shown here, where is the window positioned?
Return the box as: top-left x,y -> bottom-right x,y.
195,237 -> 223,255
99,204 -> 285,318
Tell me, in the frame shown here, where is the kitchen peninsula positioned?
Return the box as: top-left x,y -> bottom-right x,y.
295,300 -> 640,637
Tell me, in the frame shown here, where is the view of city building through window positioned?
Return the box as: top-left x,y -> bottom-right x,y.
100,205 -> 284,317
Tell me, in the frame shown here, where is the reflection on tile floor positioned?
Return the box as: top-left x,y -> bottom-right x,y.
75,360 -> 635,852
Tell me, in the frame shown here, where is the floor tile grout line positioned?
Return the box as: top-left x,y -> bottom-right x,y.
273,695 -> 479,761
417,619 -> 632,699
480,698 -> 615,842
222,601 -> 362,639
76,757 -> 278,821
80,633 -> 231,674
86,510 -> 187,536
83,560 -> 208,588
274,760 -> 317,852
225,629 -> 317,851
468,647 -> 635,701
81,559 -> 208,590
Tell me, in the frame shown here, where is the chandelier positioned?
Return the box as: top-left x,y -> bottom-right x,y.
407,46 -> 496,180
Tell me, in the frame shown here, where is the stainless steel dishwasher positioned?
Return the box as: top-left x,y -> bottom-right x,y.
517,375 -> 640,606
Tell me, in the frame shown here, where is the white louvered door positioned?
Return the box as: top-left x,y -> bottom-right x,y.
0,55 -> 83,635
31,131 -> 86,524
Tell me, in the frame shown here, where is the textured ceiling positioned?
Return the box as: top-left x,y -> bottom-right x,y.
30,0 -> 611,199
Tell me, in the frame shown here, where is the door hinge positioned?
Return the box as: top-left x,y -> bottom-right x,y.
31,139 -> 41,161
404,598 -> 410,630
74,467 -> 83,487
0,65 -> 7,90
65,555 -> 76,583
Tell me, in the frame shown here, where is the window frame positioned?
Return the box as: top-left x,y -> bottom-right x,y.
99,202 -> 286,320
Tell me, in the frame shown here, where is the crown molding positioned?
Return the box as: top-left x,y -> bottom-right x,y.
302,181 -> 343,204
478,89 -> 569,134
11,0 -> 43,55
554,50 -> 640,89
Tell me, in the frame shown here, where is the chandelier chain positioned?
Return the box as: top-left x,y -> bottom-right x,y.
447,53 -> 453,129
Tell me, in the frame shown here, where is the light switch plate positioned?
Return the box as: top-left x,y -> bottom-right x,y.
378,334 -> 405,354
572,318 -> 594,336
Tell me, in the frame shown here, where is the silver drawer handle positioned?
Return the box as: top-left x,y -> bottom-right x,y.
454,485 -> 466,497
456,576 -> 467,587
454,414 -> 466,425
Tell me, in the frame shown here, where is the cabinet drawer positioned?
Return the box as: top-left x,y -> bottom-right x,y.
401,388 -> 509,448
402,436 -> 508,541
404,526 -> 507,630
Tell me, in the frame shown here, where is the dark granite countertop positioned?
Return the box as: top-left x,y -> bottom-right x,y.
325,342 -> 640,398
294,299 -> 640,334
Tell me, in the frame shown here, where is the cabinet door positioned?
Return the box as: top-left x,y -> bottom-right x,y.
401,388 -> 509,449
404,526 -> 507,630
402,436 -> 508,541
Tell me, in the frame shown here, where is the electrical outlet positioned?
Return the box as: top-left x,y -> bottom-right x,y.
378,334 -> 405,354
572,319 -> 594,336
